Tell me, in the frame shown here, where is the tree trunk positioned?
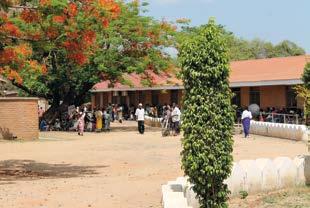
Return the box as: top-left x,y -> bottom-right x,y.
43,101 -> 70,125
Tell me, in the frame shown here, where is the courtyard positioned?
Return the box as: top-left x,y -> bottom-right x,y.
0,121 -> 308,208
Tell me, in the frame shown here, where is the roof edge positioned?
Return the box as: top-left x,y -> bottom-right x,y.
91,79 -> 303,92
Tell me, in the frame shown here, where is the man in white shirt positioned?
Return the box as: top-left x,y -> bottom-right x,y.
241,108 -> 253,138
171,103 -> 181,136
135,103 -> 145,134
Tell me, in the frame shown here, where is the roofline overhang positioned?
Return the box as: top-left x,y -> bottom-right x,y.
90,79 -> 303,92
90,85 -> 184,92
230,79 -> 303,87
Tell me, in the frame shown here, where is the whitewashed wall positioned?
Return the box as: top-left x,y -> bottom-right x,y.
250,121 -> 308,141
144,116 -> 162,127
162,155 -> 310,208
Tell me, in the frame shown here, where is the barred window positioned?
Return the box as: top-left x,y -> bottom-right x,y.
249,87 -> 260,106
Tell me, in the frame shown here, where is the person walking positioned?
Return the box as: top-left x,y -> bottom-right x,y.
241,107 -> 253,138
171,103 -> 181,136
135,103 -> 145,134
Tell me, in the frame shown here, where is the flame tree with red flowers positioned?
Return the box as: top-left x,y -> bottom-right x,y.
0,0 -> 177,123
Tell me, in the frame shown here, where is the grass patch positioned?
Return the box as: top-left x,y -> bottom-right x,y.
229,187 -> 310,208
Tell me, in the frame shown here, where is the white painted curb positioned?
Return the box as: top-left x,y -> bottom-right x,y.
162,155 -> 310,208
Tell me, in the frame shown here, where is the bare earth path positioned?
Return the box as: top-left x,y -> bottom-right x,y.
0,121 -> 307,208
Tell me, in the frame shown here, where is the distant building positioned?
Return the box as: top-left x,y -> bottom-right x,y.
91,55 -> 310,111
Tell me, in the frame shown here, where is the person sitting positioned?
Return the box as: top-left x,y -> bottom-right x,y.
40,119 -> 48,131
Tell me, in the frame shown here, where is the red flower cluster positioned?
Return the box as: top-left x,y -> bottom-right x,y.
68,3 -> 78,17
29,32 -> 41,41
8,70 -> 23,84
53,15 -> 66,24
110,4 -> 121,19
0,48 -> 16,64
1,22 -> 20,37
63,41 -> 80,51
102,18 -> 109,28
98,0 -> 121,19
63,39 -> 88,66
14,44 -> 32,58
41,64 -> 48,74
39,0 -> 51,6
82,31 -> 96,45
68,53 -> 87,65
46,27 -> 59,39
20,9 -> 39,23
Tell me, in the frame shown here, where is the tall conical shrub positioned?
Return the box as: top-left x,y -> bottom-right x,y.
180,19 -> 234,208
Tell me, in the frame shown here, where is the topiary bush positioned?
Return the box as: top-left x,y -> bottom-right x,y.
180,19 -> 234,208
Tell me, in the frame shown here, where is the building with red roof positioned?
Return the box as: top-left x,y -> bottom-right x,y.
91,55 -> 309,113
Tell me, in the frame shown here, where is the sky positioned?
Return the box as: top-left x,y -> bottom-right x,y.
146,0 -> 310,53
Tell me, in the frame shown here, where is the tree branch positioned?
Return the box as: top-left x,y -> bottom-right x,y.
11,80 -> 51,99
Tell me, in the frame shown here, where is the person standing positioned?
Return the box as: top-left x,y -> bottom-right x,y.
117,105 -> 123,123
38,106 -> 45,127
135,103 -> 145,134
171,103 -> 181,136
103,108 -> 111,132
78,111 -> 86,136
241,107 -> 253,138
95,108 -> 103,132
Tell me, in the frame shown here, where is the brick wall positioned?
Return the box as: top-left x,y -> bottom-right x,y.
260,86 -> 286,109
240,87 -> 250,108
0,97 -> 39,140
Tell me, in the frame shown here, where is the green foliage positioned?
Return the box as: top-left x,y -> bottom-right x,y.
1,1 -> 176,108
297,63 -> 310,125
177,24 -> 305,61
302,63 -> 310,89
180,19 -> 234,208
239,190 -> 248,199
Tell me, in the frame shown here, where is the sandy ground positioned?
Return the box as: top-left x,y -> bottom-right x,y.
0,121 -> 308,208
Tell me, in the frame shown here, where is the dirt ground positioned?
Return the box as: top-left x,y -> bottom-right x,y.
0,121 -> 308,208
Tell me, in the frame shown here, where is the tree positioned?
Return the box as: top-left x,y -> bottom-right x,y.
274,40 -> 305,57
297,63 -> 310,125
0,0 -> 176,122
177,24 -> 305,61
180,19 -> 234,207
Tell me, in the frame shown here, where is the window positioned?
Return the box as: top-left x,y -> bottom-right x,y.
128,91 -> 136,106
249,87 -> 260,106
151,91 -> 159,106
231,88 -> 241,107
112,91 -> 119,104
138,91 -> 145,103
286,86 -> 297,108
171,90 -> 179,105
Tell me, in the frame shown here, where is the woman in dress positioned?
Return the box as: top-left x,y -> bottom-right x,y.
241,107 -> 253,138
78,111 -> 86,136
95,108 -> 103,131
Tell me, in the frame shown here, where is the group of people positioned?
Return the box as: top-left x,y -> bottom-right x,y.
93,104 -> 124,132
161,103 -> 182,136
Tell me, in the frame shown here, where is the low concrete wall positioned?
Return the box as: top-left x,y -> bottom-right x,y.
250,121 -> 308,141
144,116 -> 161,127
162,155 -> 310,208
0,97 -> 39,140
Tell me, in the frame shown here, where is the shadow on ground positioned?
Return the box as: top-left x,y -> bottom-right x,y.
110,126 -> 161,132
0,160 -> 108,183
